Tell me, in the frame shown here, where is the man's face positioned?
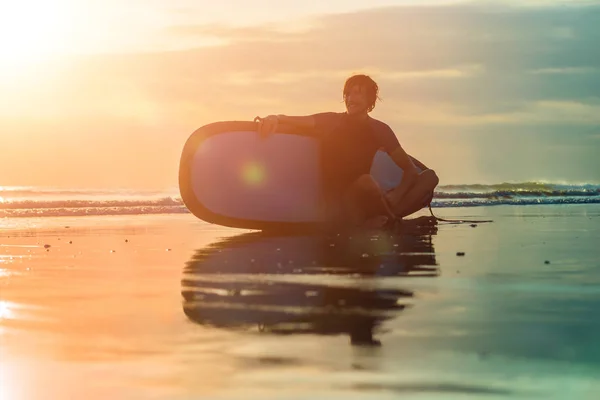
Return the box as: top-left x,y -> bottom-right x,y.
345,85 -> 368,115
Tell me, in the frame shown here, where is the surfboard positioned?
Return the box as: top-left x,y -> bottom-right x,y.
179,121 -> 427,230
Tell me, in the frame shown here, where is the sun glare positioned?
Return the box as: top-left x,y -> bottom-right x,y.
0,1 -> 74,68
0,301 -> 15,320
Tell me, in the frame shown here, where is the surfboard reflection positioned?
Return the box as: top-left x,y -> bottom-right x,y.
182,216 -> 439,346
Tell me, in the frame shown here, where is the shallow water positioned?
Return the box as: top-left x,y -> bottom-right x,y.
1,205 -> 599,399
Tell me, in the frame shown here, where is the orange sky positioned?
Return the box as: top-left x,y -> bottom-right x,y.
1,1 -> 599,189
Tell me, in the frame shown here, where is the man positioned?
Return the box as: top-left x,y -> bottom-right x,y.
255,74 -> 439,228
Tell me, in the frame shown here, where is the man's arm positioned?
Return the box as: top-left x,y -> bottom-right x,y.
256,112 -> 342,138
370,119 -> 420,200
255,114 -> 316,137
386,145 -> 421,204
373,121 -> 421,181
277,115 -> 316,129
389,145 -> 419,174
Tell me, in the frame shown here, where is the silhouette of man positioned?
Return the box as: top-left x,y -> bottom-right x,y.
256,74 -> 439,228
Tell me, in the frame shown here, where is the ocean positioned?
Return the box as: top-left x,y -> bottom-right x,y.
1,182 -> 599,218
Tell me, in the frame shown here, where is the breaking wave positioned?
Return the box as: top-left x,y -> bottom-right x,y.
432,182 -> 600,207
0,188 -> 186,218
0,182 -> 598,218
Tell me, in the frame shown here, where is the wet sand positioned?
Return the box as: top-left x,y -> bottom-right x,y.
1,205 -> 599,399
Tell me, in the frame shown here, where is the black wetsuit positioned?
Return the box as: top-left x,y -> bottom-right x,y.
311,112 -> 401,212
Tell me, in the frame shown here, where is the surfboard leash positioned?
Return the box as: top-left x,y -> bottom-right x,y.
427,204 -> 494,224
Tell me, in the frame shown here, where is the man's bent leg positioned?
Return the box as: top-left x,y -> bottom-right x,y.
342,174 -> 396,228
385,169 -> 439,218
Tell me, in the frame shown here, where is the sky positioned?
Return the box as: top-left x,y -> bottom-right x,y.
0,0 -> 599,189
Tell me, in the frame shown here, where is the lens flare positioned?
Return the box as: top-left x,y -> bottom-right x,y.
242,162 -> 266,186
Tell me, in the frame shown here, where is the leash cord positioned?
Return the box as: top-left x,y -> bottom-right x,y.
427,203 -> 494,224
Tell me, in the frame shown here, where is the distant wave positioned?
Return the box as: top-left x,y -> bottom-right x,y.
433,182 -> 600,207
0,183 -> 598,218
431,197 -> 600,208
0,187 -> 178,198
0,190 -> 185,218
437,182 -> 600,195
0,197 -> 182,210
0,198 -> 187,218
0,205 -> 188,218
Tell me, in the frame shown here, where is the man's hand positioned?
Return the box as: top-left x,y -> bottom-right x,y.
254,115 -> 280,138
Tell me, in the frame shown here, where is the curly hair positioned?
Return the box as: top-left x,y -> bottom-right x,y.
343,74 -> 381,113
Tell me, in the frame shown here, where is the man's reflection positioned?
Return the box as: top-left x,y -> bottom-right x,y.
182,216 -> 438,346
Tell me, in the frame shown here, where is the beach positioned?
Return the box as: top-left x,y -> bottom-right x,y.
3,1 -> 600,398
1,204 -> 599,399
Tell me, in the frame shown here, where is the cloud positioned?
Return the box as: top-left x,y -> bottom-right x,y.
378,99 -> 600,128
223,65 -> 484,86
5,3 -> 600,128
529,67 -> 598,74
160,4 -> 600,101
167,21 -> 313,44
491,0 -> 600,7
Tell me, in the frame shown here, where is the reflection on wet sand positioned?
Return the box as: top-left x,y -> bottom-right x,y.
182,216 -> 438,346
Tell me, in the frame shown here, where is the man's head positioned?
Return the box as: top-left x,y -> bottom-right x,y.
343,74 -> 380,116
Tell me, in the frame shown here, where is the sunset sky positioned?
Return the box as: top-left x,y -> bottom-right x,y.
1,0 -> 599,189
